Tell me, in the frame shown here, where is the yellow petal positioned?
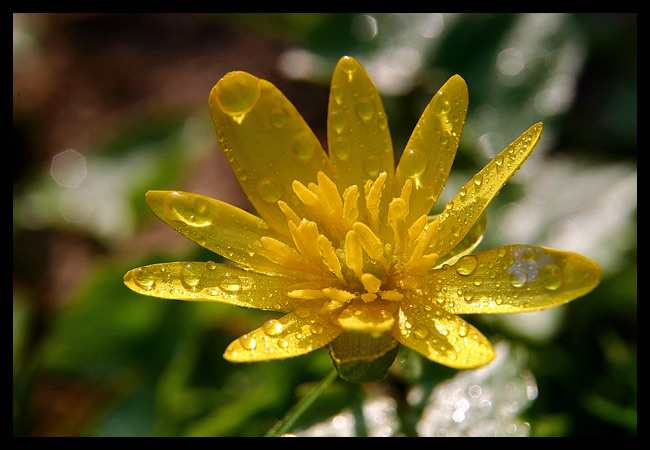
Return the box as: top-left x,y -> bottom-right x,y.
429,122 -> 543,259
209,71 -> 333,237
434,212 -> 487,267
392,298 -> 494,369
124,261 -> 299,312
421,245 -> 602,314
328,56 -> 394,200
223,306 -> 342,362
145,190 -> 297,277
393,74 -> 468,224
336,300 -> 396,338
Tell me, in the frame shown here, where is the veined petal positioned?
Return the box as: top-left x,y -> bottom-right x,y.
328,56 -> 394,202
392,297 -> 494,369
393,75 -> 468,224
124,261 -> 303,312
429,122 -> 543,259
209,71 -> 333,237
223,305 -> 342,362
420,245 -> 602,315
145,190 -> 300,277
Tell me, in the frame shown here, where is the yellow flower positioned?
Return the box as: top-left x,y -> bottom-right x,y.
124,56 -> 601,382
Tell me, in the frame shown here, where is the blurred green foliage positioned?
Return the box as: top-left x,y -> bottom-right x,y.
13,13 -> 635,436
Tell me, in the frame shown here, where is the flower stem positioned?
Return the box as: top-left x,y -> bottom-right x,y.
264,369 -> 339,437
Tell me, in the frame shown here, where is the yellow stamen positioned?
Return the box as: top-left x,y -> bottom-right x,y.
342,185 -> 360,225
345,230 -> 364,279
352,222 -> 389,270
364,172 -> 387,232
288,219 -> 321,262
360,273 -> 382,294
379,290 -> 404,301
318,235 -> 344,281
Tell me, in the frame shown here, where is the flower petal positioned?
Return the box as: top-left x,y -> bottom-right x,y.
393,74 -> 468,223
124,261 -> 306,312
209,71 -> 333,237
145,190 -> 304,277
429,122 -> 543,259
434,212 -> 487,267
420,245 -> 602,314
223,305 -> 342,362
327,56 -> 394,197
336,300 -> 396,338
392,297 -> 495,369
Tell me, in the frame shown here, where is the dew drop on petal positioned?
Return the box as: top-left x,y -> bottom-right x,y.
509,269 -> 527,288
165,192 -> 214,227
215,72 -> 261,120
133,267 -> 156,290
257,178 -> 284,203
290,130 -> 317,161
239,334 -> 257,350
540,264 -> 563,291
262,319 -> 285,336
400,148 -> 428,178
356,98 -> 375,121
455,255 -> 479,276
218,273 -> 242,292
180,263 -> 204,291
270,108 -> 287,128
331,136 -> 351,160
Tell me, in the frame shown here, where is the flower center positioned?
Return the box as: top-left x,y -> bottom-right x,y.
257,171 -> 441,313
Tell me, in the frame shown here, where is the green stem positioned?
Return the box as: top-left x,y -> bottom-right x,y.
264,369 -> 339,437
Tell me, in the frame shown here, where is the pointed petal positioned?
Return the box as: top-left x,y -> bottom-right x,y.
429,123 -> 543,259
223,306 -> 342,362
328,56 -> 394,196
434,212 -> 487,267
393,75 -> 468,223
420,245 -> 602,314
209,71 -> 333,237
145,190 -> 302,277
124,261 -> 308,312
392,297 -> 494,369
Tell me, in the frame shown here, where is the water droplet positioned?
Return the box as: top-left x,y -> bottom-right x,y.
413,324 -> 430,339
472,174 -> 483,186
215,72 -> 261,122
340,56 -> 358,77
540,264 -> 563,290
331,136 -> 351,160
239,334 -> 257,350
363,155 -> 380,177
463,289 -> 474,302
132,267 -> 156,290
262,319 -> 284,336
180,263 -> 204,291
330,110 -> 346,134
509,269 -> 527,288
399,148 -> 428,178
356,98 -> 375,121
165,192 -> 214,227
455,255 -> 478,276
290,130 -> 317,161
257,178 -> 283,203
219,273 -> 242,292
270,108 -> 287,128
432,91 -> 451,115
294,307 -> 312,319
